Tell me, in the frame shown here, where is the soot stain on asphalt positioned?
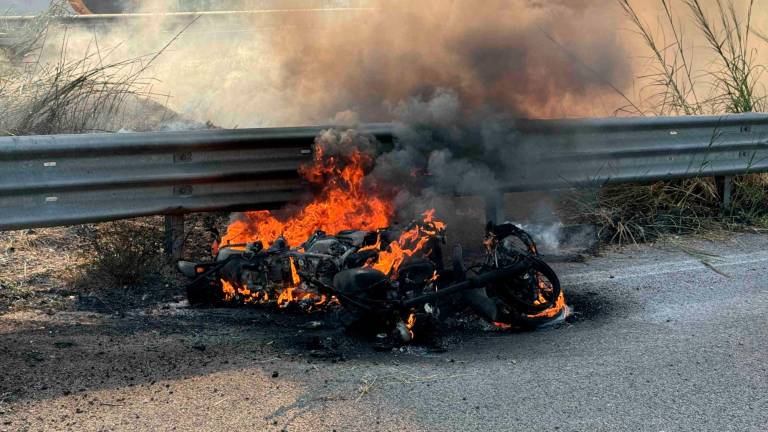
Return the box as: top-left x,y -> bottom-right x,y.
564,290 -> 620,323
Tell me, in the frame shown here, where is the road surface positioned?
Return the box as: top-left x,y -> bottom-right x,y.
1,233 -> 766,431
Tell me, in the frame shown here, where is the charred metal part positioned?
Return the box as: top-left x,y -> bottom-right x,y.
180,220 -> 565,346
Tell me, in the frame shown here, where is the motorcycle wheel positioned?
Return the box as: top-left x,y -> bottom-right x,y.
486,256 -> 564,324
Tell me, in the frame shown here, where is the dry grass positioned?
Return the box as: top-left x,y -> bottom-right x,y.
571,174 -> 768,245
67,218 -> 184,313
0,220 -> 170,313
618,0 -> 765,116
728,173 -> 768,225
0,1 -> 145,135
79,219 -> 165,286
0,227 -> 87,311
580,0 -> 768,244
0,34 -> 177,135
0,0 -> 70,62
569,179 -> 721,244
0,5 -> 214,313
0,214 -> 226,314
0,1 -> 201,136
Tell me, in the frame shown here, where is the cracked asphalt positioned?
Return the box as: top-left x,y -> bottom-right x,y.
1,233 -> 767,431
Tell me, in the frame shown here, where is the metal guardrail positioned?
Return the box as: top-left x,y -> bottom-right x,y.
1,114 -> 767,233
501,113 -> 768,191
0,124 -> 389,231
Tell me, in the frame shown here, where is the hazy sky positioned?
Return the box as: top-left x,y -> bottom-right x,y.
4,0 -> 55,14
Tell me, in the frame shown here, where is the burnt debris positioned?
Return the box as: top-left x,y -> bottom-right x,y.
178,218 -> 566,348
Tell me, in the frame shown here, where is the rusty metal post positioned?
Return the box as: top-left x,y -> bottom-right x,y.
715,176 -> 733,209
164,214 -> 185,261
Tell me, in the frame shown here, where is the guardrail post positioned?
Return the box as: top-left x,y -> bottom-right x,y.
715,176 -> 733,209
164,215 -> 185,261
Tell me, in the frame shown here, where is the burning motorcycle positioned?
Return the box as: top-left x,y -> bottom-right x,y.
178,218 -> 566,345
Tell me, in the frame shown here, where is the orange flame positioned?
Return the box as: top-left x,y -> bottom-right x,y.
221,279 -> 236,302
368,209 -> 445,277
527,292 -> 567,320
290,257 -> 301,286
221,147 -> 394,248
492,291 -> 567,329
406,313 -> 417,339
218,143 -> 413,309
430,270 -> 439,283
217,135 -> 450,310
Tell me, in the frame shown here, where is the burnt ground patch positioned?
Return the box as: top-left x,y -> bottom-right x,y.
0,300 -> 580,408
563,290 -> 616,323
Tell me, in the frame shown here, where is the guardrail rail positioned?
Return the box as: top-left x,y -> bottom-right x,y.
2,114 -> 767,256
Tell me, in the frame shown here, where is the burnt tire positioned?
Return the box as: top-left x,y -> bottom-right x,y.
486,257 -> 563,324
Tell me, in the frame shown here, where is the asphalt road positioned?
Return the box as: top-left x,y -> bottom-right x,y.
1,233 -> 767,431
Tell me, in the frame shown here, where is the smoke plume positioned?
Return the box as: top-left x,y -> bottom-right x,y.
265,0 -> 634,123
22,0 -> 767,248
40,0 -> 637,127
31,0 -> 639,239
